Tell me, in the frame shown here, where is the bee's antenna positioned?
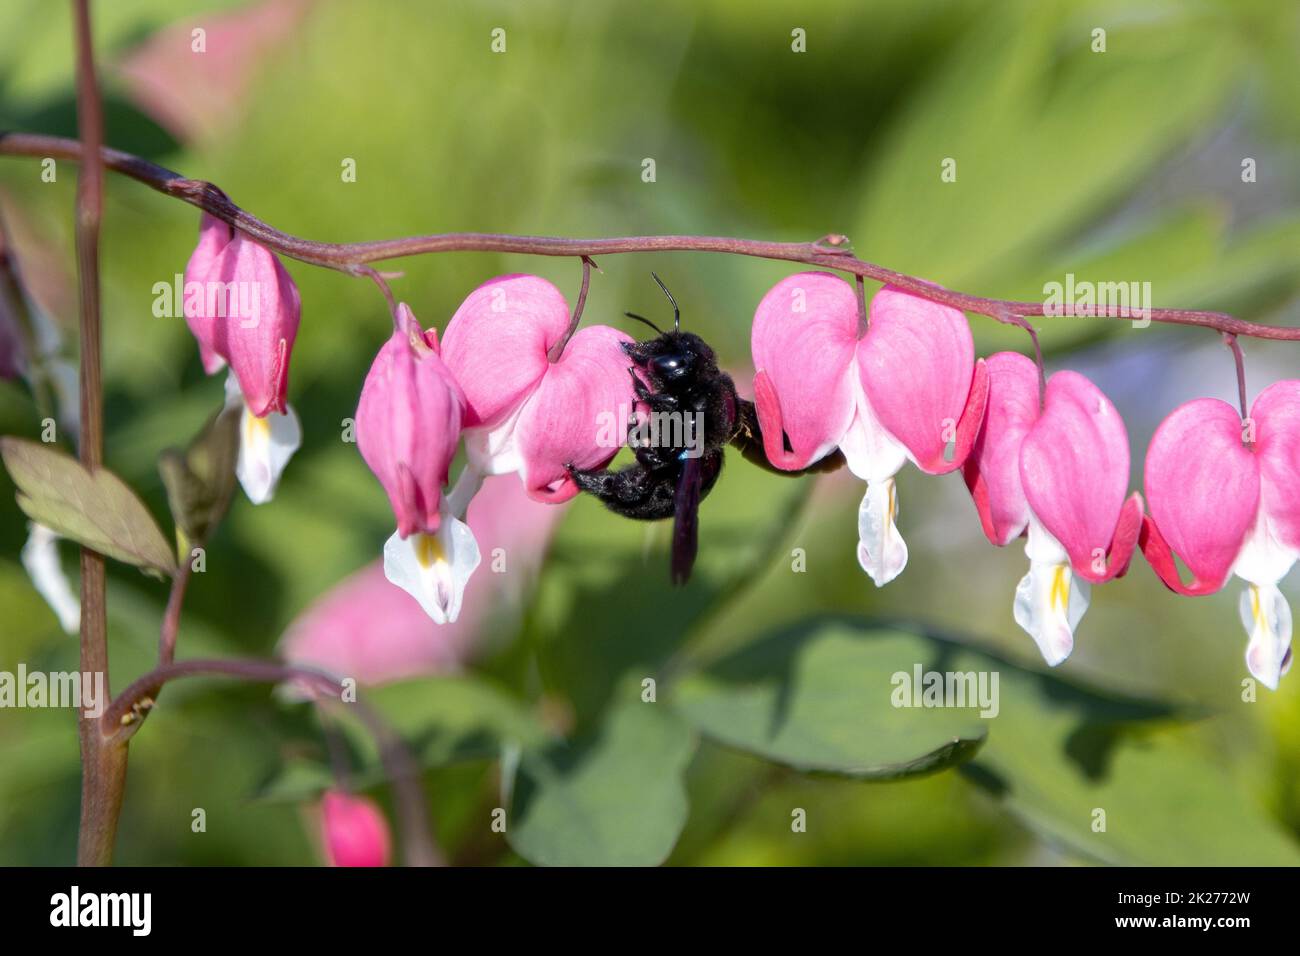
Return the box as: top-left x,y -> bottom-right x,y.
650,272 -> 680,332
624,311 -> 664,335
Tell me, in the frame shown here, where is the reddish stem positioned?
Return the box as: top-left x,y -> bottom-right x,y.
1,132 -> 1297,340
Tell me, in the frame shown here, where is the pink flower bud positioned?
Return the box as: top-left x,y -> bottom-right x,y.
356,304 -> 465,537
182,213 -> 301,416
320,791 -> 391,867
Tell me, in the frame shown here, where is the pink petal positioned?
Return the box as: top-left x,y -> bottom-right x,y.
1141,398 -> 1259,595
750,272 -> 858,469
515,324 -> 636,502
857,285 -> 978,475
356,318 -> 465,537
320,791 -> 391,868
1019,371 -> 1134,582
1251,380 -> 1300,552
118,0 -> 312,144
440,275 -> 572,428
182,213 -> 235,375
963,351 -> 1040,546
217,230 -> 301,416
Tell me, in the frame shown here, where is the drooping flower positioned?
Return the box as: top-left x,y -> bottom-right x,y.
356,304 -> 478,624
1141,382 -> 1300,688
185,213 -> 303,503
440,274 -> 638,503
964,352 -> 1143,665
319,791 -> 391,868
750,272 -> 988,586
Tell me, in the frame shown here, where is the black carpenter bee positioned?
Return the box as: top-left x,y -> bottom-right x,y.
569,274 -> 838,584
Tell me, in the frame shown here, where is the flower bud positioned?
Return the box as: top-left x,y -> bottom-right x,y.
357,305 -> 464,537
320,791 -> 391,867
183,213 -> 301,416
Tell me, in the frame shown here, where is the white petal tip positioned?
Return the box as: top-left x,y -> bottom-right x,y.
381,516 -> 481,625
235,403 -> 301,505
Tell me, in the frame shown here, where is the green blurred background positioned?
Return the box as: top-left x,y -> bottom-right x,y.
1,0 -> 1299,865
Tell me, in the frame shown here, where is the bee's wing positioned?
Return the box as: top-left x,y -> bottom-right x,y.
671,454 -> 703,585
729,397 -> 847,474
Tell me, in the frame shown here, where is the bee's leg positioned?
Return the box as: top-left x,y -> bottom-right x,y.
628,368 -> 679,412
567,463 -> 677,520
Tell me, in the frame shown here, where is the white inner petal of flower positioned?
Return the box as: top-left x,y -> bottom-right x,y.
464,402 -> 526,477
383,510 -> 482,625
1012,515 -> 1089,667
1230,507 -> 1297,689
236,402 -> 301,505
839,371 -> 908,483
1238,584 -> 1293,690
224,371 -> 300,505
856,477 -> 908,587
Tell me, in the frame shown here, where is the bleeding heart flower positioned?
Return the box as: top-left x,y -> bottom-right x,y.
357,304 -> 479,624
183,213 -> 301,417
751,272 -> 988,586
964,352 -> 1143,666
440,274 -> 637,503
320,791 -> 391,868
1141,381 -> 1300,688
185,213 -> 303,504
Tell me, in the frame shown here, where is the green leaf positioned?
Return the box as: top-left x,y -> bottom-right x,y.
158,404 -> 240,549
698,616 -> 1300,865
508,702 -> 695,867
251,757 -> 337,805
347,675 -> 549,770
954,653 -> 1300,866
0,437 -> 176,577
673,619 -> 987,779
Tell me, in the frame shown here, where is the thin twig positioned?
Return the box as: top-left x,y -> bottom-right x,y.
1223,332 -> 1250,422
547,255 -> 595,362
106,658 -> 441,867
993,308 -> 1046,404
1,132 -> 1296,340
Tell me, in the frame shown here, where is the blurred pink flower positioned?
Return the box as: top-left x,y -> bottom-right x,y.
116,0 -> 314,143
320,790 -> 390,868
280,474 -> 566,685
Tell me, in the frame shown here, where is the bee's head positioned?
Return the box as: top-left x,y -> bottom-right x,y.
649,331 -> 715,383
